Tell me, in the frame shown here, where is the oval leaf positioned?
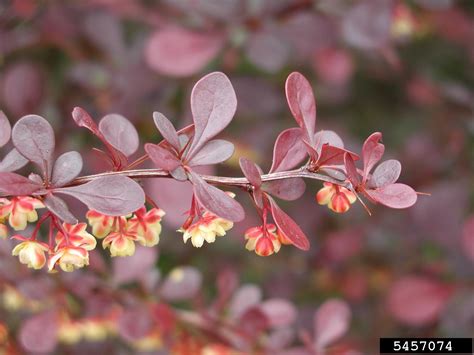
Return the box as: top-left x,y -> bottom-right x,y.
51,151 -> 83,187
12,114 -> 55,177
99,113 -> 139,157
19,311 -> 58,353
72,107 -> 100,135
314,299 -> 351,350
153,112 -> 180,151
145,143 -> 181,171
55,176 -> 145,216
362,132 -> 384,177
0,172 -> 41,195
160,266 -> 202,301
187,72 -> 237,158
262,178 -> 306,201
344,153 -> 361,187
314,130 -> 344,151
0,111 -> 11,148
190,171 -> 244,222
188,139 -> 234,166
0,148 -> 29,172
368,159 -> 401,188
239,157 -> 262,188
259,299 -> 297,328
44,194 -> 77,224
270,128 -> 307,173
317,145 -> 358,167
269,198 -> 309,250
366,183 -> 417,209
285,72 -> 316,144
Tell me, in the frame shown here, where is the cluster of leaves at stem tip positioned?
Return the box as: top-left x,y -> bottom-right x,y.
0,71 -> 419,272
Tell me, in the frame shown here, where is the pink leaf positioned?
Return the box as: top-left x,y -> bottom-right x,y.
145,27 -> 223,77
19,311 -> 58,353
368,159 -> 401,188
317,145 -> 358,167
99,113 -> 139,157
153,112 -> 180,151
118,307 -> 154,342
314,130 -> 344,151
362,132 -> 384,177
113,246 -> 158,285
187,72 -> 237,158
44,194 -> 77,224
160,266 -> 202,301
269,198 -> 310,251
259,299 -> 297,328
270,128 -> 307,173
262,178 -> 305,201
0,148 -> 28,172
0,172 -> 41,195
51,151 -> 83,187
72,107 -> 100,135
285,72 -> 316,144
12,114 -> 55,177
344,153 -> 361,187
188,139 -> 234,166
387,276 -> 453,326
189,171 -> 244,222
366,183 -> 417,209
145,143 -> 181,171
314,299 -> 351,350
239,158 -> 262,188
229,284 -> 262,320
55,176 -> 145,216
0,111 -> 11,148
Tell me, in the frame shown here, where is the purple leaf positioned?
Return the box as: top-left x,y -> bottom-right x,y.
229,284 -> 262,320
285,72 -> 316,144
368,159 -> 401,188
160,266 -> 202,301
314,130 -> 344,152
239,158 -> 262,188
187,72 -> 237,158
362,132 -> 384,177
270,128 -> 307,173
314,299 -> 351,350
0,111 -> 11,148
72,107 -> 100,135
113,246 -> 158,285
153,112 -> 180,151
44,194 -> 77,224
188,139 -> 234,166
99,113 -> 139,157
118,307 -> 154,342
0,172 -> 41,195
259,299 -> 297,327
262,178 -> 305,201
317,145 -> 358,167
190,171 -> 244,222
51,151 -> 83,187
19,311 -> 58,353
55,176 -> 145,216
145,27 -> 223,77
12,114 -> 55,177
0,148 -> 29,172
366,183 -> 417,209
145,143 -> 181,171
269,198 -> 310,251
344,153 -> 361,187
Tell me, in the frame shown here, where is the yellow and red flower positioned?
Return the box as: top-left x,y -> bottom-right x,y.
179,212 -> 233,248
86,210 -> 115,239
0,197 -> 44,231
55,223 -> 97,251
48,246 -> 89,272
128,207 -> 165,247
244,224 -> 282,257
102,217 -> 140,257
316,182 -> 356,213
11,237 -> 49,269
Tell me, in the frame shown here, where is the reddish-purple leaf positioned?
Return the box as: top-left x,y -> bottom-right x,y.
113,246 -> 158,285
239,158 -> 262,188
12,115 -> 55,177
366,183 -> 417,209
362,132 -> 384,177
153,112 -> 180,151
259,299 -> 297,328
262,178 -> 305,201
387,276 -> 453,326
0,148 -> 28,172
160,266 -> 202,301
118,307 -> 154,342
269,198 -> 310,250
44,194 -> 77,224
188,139 -> 234,166
51,151 -> 83,187
19,311 -> 58,353
55,176 -> 145,216
187,72 -> 237,158
0,111 -> 11,148
314,130 -> 344,151
0,172 -> 41,195
314,299 -> 351,350
368,159 -> 401,188
72,107 -> 100,135
145,27 -> 223,77
190,171 -> 244,222
270,128 -> 307,173
344,153 -> 361,187
145,143 -> 181,171
285,72 -> 316,144
229,284 -> 262,320
317,145 -> 358,167
99,113 -> 139,157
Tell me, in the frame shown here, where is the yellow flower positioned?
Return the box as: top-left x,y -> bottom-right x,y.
11,239 -> 49,270
55,223 -> 97,251
86,210 -> 115,239
102,217 -> 139,257
48,246 -> 89,272
179,212 -> 233,248
244,224 -> 281,257
128,207 -> 165,247
0,197 -> 44,231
